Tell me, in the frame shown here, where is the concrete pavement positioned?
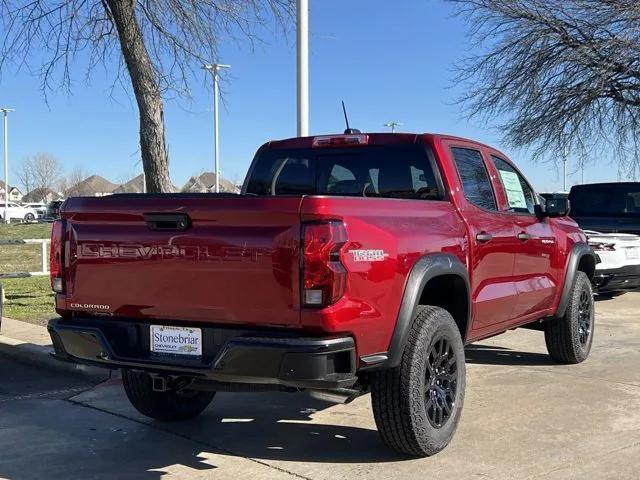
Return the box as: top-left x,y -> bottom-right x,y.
0,293 -> 639,479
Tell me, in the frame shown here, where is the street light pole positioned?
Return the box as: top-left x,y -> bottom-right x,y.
203,64 -> 230,193
1,108 -> 15,224
384,121 -> 403,133
563,145 -> 568,192
297,0 -> 309,137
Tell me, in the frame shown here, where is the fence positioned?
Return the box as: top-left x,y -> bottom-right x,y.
0,239 -> 50,277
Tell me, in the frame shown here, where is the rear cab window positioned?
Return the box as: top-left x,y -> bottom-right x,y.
244,145 -> 443,200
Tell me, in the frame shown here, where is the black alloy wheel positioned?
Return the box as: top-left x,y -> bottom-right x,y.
577,289 -> 592,346
425,336 -> 458,428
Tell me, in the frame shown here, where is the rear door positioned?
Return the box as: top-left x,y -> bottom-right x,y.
446,143 -> 519,331
488,155 -> 559,317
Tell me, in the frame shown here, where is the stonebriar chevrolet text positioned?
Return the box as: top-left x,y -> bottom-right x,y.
48,132 -> 596,457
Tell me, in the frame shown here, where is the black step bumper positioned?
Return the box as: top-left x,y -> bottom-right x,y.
594,265 -> 640,292
48,317 -> 357,389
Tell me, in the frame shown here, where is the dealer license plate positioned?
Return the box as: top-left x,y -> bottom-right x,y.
625,247 -> 640,260
150,325 -> 202,356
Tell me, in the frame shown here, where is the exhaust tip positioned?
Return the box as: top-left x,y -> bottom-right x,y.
309,388 -> 362,404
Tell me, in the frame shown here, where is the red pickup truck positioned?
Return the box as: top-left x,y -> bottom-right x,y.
48,133 -> 596,457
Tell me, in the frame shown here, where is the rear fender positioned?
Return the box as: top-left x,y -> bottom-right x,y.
361,254 -> 470,370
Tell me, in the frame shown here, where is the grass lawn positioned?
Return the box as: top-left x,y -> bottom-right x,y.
1,223 -> 55,325
1,276 -> 55,327
0,222 -> 52,240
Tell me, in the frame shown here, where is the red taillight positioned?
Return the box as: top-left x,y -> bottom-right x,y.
312,134 -> 369,148
50,220 -> 64,292
302,222 -> 348,306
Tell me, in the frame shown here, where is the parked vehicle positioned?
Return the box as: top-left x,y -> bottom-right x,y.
586,230 -> 640,296
45,200 -> 64,221
568,182 -> 640,235
22,202 -> 48,219
0,202 -> 39,222
540,192 -> 568,202
48,132 -> 596,457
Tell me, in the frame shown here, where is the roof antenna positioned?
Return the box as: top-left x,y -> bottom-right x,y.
341,101 -> 361,134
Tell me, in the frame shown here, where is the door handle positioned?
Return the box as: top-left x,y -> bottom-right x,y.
144,213 -> 191,231
476,232 -> 493,243
517,232 -> 532,242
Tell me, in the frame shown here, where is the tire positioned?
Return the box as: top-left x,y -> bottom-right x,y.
371,305 -> 466,457
545,271 -> 594,364
122,369 -> 215,421
24,213 -> 35,222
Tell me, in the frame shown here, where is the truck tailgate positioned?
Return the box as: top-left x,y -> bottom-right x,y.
61,195 -> 303,327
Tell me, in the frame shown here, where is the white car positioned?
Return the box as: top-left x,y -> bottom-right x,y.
586,230 -> 640,296
22,202 -> 47,218
0,202 -> 39,222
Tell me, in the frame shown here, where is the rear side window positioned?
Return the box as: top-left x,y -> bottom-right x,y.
492,156 -> 536,214
451,147 -> 497,211
245,145 -> 441,200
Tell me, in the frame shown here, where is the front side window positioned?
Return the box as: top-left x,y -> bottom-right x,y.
451,147 -> 497,211
492,156 -> 536,214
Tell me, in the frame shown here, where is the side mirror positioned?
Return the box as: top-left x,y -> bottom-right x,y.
536,197 -> 570,218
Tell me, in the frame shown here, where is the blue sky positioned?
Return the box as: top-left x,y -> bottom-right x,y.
0,0 -> 619,192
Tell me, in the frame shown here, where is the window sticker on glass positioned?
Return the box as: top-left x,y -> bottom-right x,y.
499,170 -> 527,209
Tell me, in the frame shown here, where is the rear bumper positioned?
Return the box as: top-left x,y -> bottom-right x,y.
48,317 -> 357,389
594,264 -> 640,292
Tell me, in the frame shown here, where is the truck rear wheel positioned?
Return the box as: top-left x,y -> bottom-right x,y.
122,369 -> 215,421
371,305 -> 466,457
545,271 -> 594,364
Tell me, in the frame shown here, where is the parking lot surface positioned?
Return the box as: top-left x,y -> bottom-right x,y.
1,293 -> 639,479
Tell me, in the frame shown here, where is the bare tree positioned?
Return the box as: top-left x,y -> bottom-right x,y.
15,157 -> 37,195
56,176 -> 69,194
18,153 -> 63,194
33,153 -> 63,192
1,1 -> 293,192
449,0 -> 640,177
62,166 -> 89,194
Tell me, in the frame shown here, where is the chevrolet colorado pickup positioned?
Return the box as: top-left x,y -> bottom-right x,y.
48,133 -> 596,457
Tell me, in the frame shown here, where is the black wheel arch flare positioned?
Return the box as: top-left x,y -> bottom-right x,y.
555,242 -> 598,319
361,254 -> 471,370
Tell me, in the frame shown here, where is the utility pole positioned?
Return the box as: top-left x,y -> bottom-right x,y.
203,63 -> 230,193
1,108 -> 15,224
384,121 -> 403,133
562,145 -> 568,192
297,0 -> 309,137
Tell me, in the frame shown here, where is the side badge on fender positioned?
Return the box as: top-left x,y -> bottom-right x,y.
349,249 -> 389,262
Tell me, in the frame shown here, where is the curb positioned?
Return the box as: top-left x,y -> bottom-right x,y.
0,334 -> 110,381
